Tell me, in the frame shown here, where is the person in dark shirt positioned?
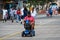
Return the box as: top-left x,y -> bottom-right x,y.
23,7 -> 28,19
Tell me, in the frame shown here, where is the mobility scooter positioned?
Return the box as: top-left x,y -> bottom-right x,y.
22,20 -> 35,37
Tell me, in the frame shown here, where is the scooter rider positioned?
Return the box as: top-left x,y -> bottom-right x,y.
24,11 -> 35,30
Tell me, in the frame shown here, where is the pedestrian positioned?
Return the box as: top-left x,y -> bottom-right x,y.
30,6 -> 33,12
10,8 -> 15,23
23,7 -> 28,19
14,9 -> 17,19
48,8 -> 53,17
20,7 -> 24,24
31,7 -> 37,18
2,8 -> 8,23
16,8 -> 22,23
46,9 -> 50,17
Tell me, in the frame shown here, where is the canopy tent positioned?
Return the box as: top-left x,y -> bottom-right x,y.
50,3 -> 57,5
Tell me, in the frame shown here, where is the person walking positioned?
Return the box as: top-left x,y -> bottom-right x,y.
46,8 -> 50,17
16,8 -> 22,23
23,7 -> 28,19
14,9 -> 17,19
31,7 -> 37,18
2,8 -> 8,22
20,7 -> 24,24
10,8 -> 15,23
48,8 -> 53,17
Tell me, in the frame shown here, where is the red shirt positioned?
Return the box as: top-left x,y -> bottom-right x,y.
17,10 -> 21,15
24,16 -> 35,23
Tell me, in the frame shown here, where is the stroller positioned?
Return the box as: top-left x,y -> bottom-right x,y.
22,20 -> 35,37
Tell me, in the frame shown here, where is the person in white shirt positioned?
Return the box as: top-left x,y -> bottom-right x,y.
3,8 -> 8,22
10,8 -> 15,23
31,8 -> 37,18
20,7 -> 24,24
21,7 -> 24,16
46,8 -> 50,17
14,9 -> 17,19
